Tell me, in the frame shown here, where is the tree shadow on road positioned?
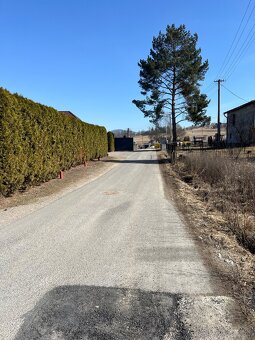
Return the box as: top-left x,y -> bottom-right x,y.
103,159 -> 164,165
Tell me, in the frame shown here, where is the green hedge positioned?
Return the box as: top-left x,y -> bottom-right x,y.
107,131 -> 115,152
0,88 -> 108,196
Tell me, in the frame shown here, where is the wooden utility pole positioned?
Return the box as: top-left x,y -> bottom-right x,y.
214,79 -> 224,145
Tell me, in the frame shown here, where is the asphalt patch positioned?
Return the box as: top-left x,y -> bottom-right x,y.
15,285 -> 186,340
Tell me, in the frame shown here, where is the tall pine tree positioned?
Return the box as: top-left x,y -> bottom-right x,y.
133,24 -> 210,145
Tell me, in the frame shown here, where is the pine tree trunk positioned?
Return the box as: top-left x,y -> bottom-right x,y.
171,111 -> 177,163
172,114 -> 177,144
171,70 -> 177,163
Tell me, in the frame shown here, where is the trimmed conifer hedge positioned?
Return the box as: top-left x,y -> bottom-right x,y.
0,88 -> 108,196
107,131 -> 115,152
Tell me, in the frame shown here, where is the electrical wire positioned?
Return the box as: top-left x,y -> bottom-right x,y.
221,84 -> 249,102
206,86 -> 217,96
217,0 -> 253,78
223,25 -> 255,79
203,82 -> 215,93
221,2 -> 255,77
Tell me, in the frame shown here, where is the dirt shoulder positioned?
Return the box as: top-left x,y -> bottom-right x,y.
158,152 -> 255,327
0,152 -> 130,226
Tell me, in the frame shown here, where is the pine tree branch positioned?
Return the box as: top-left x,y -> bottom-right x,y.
159,79 -> 172,93
176,119 -> 186,124
175,112 -> 185,118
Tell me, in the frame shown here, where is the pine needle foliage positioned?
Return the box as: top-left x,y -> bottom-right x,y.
0,88 -> 107,196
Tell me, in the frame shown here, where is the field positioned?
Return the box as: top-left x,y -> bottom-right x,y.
183,126 -> 227,140
133,126 -> 227,146
133,135 -> 151,145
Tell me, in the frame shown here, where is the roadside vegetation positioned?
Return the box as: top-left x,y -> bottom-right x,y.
160,149 -> 255,322
176,151 -> 255,253
107,131 -> 115,152
0,88 -> 108,196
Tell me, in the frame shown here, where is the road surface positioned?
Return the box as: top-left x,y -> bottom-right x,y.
0,151 -> 252,339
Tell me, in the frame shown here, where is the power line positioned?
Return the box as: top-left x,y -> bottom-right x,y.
204,82 -> 215,92
206,85 -> 218,96
221,84 -> 249,102
217,0 -> 253,78
223,2 -> 255,73
223,18 -> 255,78
224,25 -> 255,79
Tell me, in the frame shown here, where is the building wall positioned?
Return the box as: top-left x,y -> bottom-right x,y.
227,104 -> 255,145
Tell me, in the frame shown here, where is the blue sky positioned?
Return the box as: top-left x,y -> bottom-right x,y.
1,0 -> 255,131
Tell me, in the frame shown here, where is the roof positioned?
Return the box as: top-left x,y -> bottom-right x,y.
59,111 -> 80,120
224,100 -> 255,115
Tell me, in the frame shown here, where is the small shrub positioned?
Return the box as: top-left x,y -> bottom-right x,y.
107,131 -> 115,152
154,143 -> 161,149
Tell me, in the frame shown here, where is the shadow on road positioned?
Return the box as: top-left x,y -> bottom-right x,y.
103,159 -> 164,165
15,285 -> 185,339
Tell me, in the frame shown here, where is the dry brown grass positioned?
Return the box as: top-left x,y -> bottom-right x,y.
183,127 -> 226,139
133,135 -> 151,145
176,152 -> 255,253
160,151 -> 255,323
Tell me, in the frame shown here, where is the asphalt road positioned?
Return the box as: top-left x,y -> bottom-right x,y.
0,150 -> 252,339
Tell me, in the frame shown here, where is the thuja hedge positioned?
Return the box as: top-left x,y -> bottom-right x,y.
107,131 -> 115,152
0,88 -> 108,196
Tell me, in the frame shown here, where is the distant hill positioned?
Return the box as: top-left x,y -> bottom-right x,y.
111,129 -> 135,137
111,129 -> 125,136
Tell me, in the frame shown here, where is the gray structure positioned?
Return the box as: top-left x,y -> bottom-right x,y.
114,137 -> 134,151
225,101 -> 255,146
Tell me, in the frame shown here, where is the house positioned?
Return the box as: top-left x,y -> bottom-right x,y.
224,101 -> 255,146
59,111 -> 80,120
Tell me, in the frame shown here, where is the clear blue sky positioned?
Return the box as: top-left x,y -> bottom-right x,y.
1,0 -> 255,131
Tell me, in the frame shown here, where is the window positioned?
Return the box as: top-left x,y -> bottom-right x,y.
232,114 -> 236,126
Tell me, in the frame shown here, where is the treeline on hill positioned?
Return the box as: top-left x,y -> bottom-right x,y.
0,88 -> 108,196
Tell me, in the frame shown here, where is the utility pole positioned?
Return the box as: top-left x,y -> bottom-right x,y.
214,79 -> 224,145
